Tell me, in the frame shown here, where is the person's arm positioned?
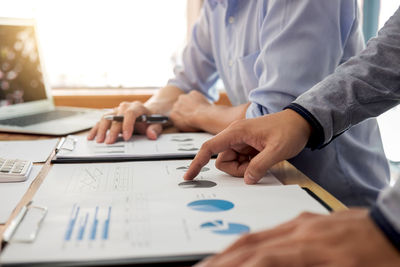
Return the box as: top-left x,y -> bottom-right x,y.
185,6 -> 400,266
190,102 -> 249,134
288,6 -> 400,147
184,109 -> 312,183
195,209 -> 400,267
184,0 -> 365,181
173,0 -> 363,134
246,0 -> 364,118
144,85 -> 185,114
284,7 -> 400,254
169,90 -> 249,134
167,2 -> 219,102
165,2 -> 233,133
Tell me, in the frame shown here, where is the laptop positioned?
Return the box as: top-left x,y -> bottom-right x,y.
0,17 -> 104,135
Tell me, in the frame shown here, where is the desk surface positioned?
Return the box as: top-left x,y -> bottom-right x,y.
0,130 -> 347,249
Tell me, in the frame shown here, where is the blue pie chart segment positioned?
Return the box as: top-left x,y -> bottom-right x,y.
187,199 -> 234,212
200,220 -> 250,235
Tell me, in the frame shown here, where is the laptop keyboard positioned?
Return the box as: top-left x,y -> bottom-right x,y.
0,110 -> 84,127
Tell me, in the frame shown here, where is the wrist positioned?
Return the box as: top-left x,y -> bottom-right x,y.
284,103 -> 324,149
144,102 -> 160,115
370,205 -> 400,252
191,103 -> 210,130
144,85 -> 184,115
284,109 -> 312,142
144,98 -> 173,115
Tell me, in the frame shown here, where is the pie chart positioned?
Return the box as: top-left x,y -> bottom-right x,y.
179,180 -> 217,188
187,199 -> 234,212
200,220 -> 250,235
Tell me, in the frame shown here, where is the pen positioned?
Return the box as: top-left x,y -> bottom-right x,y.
104,114 -> 170,124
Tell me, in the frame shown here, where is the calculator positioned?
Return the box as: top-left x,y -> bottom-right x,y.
0,158 -> 33,182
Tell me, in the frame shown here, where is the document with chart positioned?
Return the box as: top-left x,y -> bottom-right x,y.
53,133 -> 214,162
0,160 -> 328,265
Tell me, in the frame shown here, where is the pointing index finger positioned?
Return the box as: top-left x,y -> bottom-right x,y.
183,126 -> 242,180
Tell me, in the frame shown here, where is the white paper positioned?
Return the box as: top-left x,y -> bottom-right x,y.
0,160 -> 328,265
0,165 -> 42,224
55,133 -> 213,161
0,139 -> 58,163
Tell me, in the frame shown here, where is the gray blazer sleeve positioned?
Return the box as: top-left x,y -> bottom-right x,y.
293,7 -> 400,144
370,179 -> 400,250
289,7 -> 400,250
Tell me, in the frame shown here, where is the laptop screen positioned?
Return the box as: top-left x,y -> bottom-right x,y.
0,24 -> 47,108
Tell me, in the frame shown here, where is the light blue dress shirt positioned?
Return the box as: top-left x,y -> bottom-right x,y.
168,0 -> 389,206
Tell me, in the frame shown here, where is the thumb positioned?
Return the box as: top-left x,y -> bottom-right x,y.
244,147 -> 279,184
146,124 -> 163,140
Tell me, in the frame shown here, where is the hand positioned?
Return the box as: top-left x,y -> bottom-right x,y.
184,109 -> 312,184
196,209 -> 400,267
87,101 -> 163,144
169,90 -> 211,132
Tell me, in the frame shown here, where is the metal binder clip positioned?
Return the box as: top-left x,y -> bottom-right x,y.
56,136 -> 78,152
3,201 -> 47,243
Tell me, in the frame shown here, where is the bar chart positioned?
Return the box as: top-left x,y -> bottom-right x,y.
64,204 -> 112,243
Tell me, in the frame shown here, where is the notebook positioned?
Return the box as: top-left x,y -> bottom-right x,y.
0,17 -> 103,135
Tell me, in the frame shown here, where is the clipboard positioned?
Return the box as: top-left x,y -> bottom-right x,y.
0,253 -> 209,267
51,133 -> 215,163
0,161 -> 330,266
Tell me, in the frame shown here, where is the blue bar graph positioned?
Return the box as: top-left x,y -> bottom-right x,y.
64,205 -> 80,241
102,206 -> 112,240
90,206 -> 99,240
77,213 -> 89,241
64,205 -> 112,242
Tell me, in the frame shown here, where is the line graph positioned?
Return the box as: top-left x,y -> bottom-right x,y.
68,166 -> 132,193
79,168 -> 102,192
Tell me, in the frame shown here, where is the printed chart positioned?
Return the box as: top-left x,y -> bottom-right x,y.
200,220 -> 250,235
187,199 -> 234,212
64,204 -> 112,242
67,166 -> 132,193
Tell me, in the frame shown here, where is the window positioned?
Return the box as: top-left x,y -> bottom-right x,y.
377,1 -> 400,185
0,0 -> 188,88
379,1 -> 400,28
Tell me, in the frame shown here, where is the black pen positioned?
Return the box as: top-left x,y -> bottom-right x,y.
104,114 -> 170,124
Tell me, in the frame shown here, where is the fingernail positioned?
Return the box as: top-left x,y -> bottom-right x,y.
123,131 -> 129,140
149,129 -> 158,139
245,174 -> 256,184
